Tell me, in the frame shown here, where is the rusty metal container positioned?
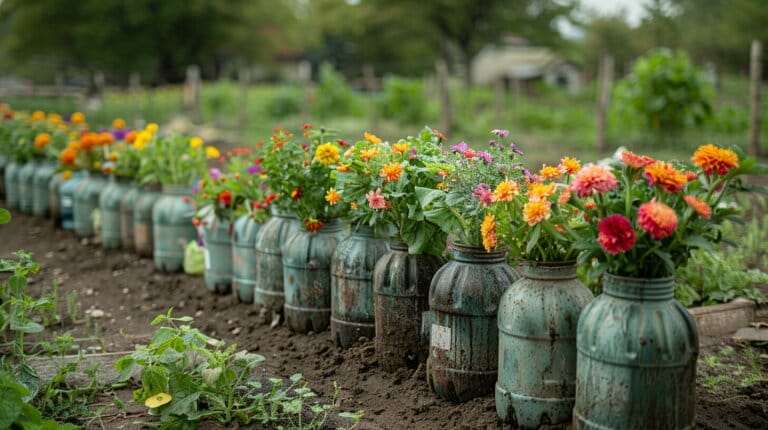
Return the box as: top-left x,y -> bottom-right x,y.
133,184 -> 162,257
572,274 -> 698,429
58,172 -> 84,230
3,160 -> 20,209
17,160 -> 37,214
119,182 -> 139,251
99,176 -> 131,249
496,262 -> 594,427
201,209 -> 233,294
152,184 -> 197,272
283,219 -> 348,333
425,244 -> 517,402
330,225 -> 388,348
253,212 -> 302,318
32,161 -> 56,217
231,214 -> 263,303
374,240 -> 444,372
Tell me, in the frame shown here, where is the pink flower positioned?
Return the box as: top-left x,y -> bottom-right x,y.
597,215 -> 636,255
473,183 -> 493,205
366,188 -> 390,210
637,200 -> 678,240
570,164 -> 618,197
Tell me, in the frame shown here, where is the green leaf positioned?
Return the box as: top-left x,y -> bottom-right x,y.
17,364 -> 40,402
0,371 -> 26,429
525,224 -> 541,255
11,320 -> 44,334
0,208 -> 10,224
115,357 -> 137,383
161,391 -> 201,420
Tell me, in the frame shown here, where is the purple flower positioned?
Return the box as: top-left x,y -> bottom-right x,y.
491,129 -> 509,139
524,169 -> 536,183
510,142 -> 524,157
111,129 -> 128,141
488,139 -> 497,147
192,184 -> 200,194
473,183 -> 493,205
209,167 -> 221,181
450,141 -> 469,153
477,151 -> 494,164
247,165 -> 262,175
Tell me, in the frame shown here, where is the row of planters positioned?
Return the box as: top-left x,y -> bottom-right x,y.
1,104 -> 766,429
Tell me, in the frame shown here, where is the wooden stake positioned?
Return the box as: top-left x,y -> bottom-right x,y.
185,65 -> 202,124
596,55 -> 614,153
749,40 -> 763,156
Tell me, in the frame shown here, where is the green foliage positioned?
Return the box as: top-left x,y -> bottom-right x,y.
0,208 -> 10,224
312,64 -> 363,119
675,248 -> 767,307
614,48 -> 713,133
0,370 -> 77,430
265,87 -> 303,119
378,77 -> 427,124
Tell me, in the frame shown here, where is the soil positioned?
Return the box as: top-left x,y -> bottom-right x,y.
1,209 -> 767,430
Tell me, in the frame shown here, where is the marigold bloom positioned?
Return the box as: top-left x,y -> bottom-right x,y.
70,112 -> 85,124
189,136 -> 203,149
80,133 -> 98,150
481,213 -> 498,252
380,162 -> 403,182
125,130 -> 138,144
523,199 -> 552,226
34,133 -> 51,149
145,123 -> 159,134
145,393 -> 172,409
637,200 -> 678,240
569,164 -> 618,197
392,142 -> 410,154
32,110 -> 45,121
621,151 -> 655,169
59,148 -> 77,165
643,161 -> 687,193
492,180 -> 520,202
526,182 -> 556,201
315,143 -> 340,166
291,188 -> 302,200
205,146 -> 221,159
560,156 -> 581,174
597,215 -> 636,255
366,188 -> 389,210
684,195 -> 711,219
112,118 -> 126,129
691,144 -> 739,176
325,188 -> 341,205
305,218 -> 324,232
364,131 -> 382,144
218,190 -> 232,206
360,147 -> 380,161
539,165 -> 563,180
97,132 -> 114,146
337,164 -> 350,173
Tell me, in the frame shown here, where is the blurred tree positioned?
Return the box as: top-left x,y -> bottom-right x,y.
578,15 -> 641,77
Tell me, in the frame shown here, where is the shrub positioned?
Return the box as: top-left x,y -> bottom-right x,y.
311,63 -> 362,119
265,87 -> 302,118
378,77 -> 427,124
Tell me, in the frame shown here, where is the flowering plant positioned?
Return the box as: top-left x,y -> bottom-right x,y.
261,124 -> 347,231
336,127 -> 447,255
571,145 -> 768,278
0,109 -> 73,163
100,119 -> 141,178
137,132 -> 220,186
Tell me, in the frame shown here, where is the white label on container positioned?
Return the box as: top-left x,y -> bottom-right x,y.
203,248 -> 211,270
61,197 -> 73,208
431,324 -> 451,350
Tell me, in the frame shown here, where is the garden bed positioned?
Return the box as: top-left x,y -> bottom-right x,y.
2,210 -> 767,429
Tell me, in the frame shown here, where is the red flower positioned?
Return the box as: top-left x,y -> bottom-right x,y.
621,151 -> 655,169
262,193 -> 277,206
637,200 -> 678,239
304,218 -> 323,232
597,215 -> 636,255
684,195 -> 711,219
291,188 -> 302,200
218,190 -> 232,206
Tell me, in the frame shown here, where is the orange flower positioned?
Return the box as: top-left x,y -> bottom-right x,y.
683,195 -> 711,219
112,118 -> 126,129
691,144 -> 739,176
325,188 -> 341,205
643,161 -> 687,193
80,132 -> 98,150
570,164 -> 618,197
558,188 -> 572,206
59,148 -> 77,166
32,110 -> 45,121
637,199 -> 678,239
70,111 -> 85,124
337,164 -> 350,173
360,147 -> 380,161
492,180 -> 520,202
523,199 -> 552,226
621,151 -> 655,169
391,142 -> 410,154
34,133 -> 51,149
97,132 -> 115,146
481,213 -> 497,252
560,157 -> 581,174
539,165 -> 563,180
526,182 -> 556,201
125,130 -> 138,144
379,162 -> 403,182
364,131 -> 382,144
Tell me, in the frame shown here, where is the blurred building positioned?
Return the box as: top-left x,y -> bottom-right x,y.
471,36 -> 581,94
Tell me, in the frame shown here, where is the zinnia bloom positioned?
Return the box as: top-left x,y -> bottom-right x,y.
684,195 -> 711,219
304,218 -> 324,232
125,131 -> 138,144
112,118 -> 126,129
70,111 -> 85,124
32,110 -> 45,121
189,136 -> 204,148
560,156 -> 581,174
481,213 -> 497,252
205,146 -> 221,159
621,151 -> 655,169
379,162 -> 404,182
325,188 -> 341,205
34,133 -> 51,149
523,200 -> 552,226
691,144 -> 739,176
539,165 -> 563,180
366,188 -> 389,210
392,142 -> 409,154
569,164 -> 618,197
364,131 -> 382,144
643,161 -> 687,193
291,188 -> 302,200
218,190 -> 232,206
492,180 -> 520,202
473,183 -> 493,205
360,147 -> 380,161
59,148 -> 77,166
526,182 -> 556,201
597,215 -> 636,255
637,200 -> 678,240
315,143 -> 340,165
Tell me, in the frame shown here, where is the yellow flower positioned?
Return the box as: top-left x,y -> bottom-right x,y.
538,165 -> 563,180
481,213 -> 497,252
364,131 -> 382,144
523,199 -> 552,226
112,118 -> 126,129
492,180 -> 520,202
560,156 -> 581,174
47,113 -> 63,124
325,188 -> 341,205
359,147 -> 380,161
144,392 -> 172,409
133,131 -> 152,150
391,142 -> 409,155
32,110 -> 45,121
62,170 -> 73,180
315,143 -> 340,166
189,136 -> 204,149
379,162 -> 403,182
145,123 -> 159,134
70,111 -> 85,124
526,182 -> 556,201
205,146 -> 221,159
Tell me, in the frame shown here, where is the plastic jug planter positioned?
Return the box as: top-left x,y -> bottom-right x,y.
4,160 -> 20,209
152,185 -> 198,272
283,218 -> 349,333
572,274 -> 698,430
119,182 -> 139,251
253,211 -> 302,320
133,184 -> 162,257
32,161 -> 56,218
201,210 -> 233,294
424,244 -> 518,402
496,261 -> 594,428
48,172 -> 65,227
330,225 -> 388,348
17,160 -> 37,213
374,239 -> 444,372
231,214 -> 263,303
99,176 -> 132,249
58,172 -> 84,230
73,171 -> 107,238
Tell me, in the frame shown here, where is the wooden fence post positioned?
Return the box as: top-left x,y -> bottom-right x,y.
596,55 -> 614,153
185,65 -> 202,124
749,40 -> 763,156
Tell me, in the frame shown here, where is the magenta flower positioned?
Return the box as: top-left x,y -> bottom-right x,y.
209,168 -> 221,181
247,165 -> 262,175
473,183 -> 493,205
477,151 -> 494,164
450,142 -> 469,153
491,129 -> 509,138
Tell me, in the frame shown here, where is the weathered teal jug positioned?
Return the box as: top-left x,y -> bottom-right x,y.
119,183 -> 139,251
374,240 -> 444,372
152,185 -> 197,272
99,176 -> 131,249
424,244 -> 517,402
58,172 -> 84,230
48,172 -> 65,226
32,161 -> 57,218
17,160 -> 37,213
253,212 -> 302,318
3,160 -> 20,209
133,185 -> 162,257
201,210 -> 233,294
330,225 -> 388,348
572,274 -> 697,430
231,214 -> 262,303
496,262 -> 594,428
73,171 -> 107,237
